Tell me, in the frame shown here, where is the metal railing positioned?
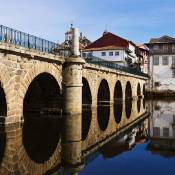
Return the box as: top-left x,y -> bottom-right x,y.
84,56 -> 149,78
0,25 -> 58,53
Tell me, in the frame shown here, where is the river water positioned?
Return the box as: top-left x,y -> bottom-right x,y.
0,100 -> 175,175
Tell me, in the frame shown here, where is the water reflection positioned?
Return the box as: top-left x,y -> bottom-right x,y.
125,99 -> 132,119
0,126 -> 5,166
3,99 -> 175,174
100,119 -> 148,159
147,100 -> 175,158
82,107 -> 92,141
23,113 -> 61,163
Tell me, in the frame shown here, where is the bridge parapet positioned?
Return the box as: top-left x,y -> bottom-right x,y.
0,42 -> 64,63
84,56 -> 149,79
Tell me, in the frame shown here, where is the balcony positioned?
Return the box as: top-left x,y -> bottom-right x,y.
150,49 -> 175,55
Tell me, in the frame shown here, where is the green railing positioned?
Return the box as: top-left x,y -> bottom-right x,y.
85,56 -> 149,78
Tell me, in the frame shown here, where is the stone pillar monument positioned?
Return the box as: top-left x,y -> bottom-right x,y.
62,27 -> 85,168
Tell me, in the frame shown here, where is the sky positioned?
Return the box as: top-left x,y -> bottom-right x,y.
1,0 -> 175,44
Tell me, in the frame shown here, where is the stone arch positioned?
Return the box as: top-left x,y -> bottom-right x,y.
125,81 -> 132,119
19,63 -> 62,121
0,68 -> 11,120
125,81 -> 132,99
23,72 -> 61,115
113,80 -> 123,124
143,84 -> 146,96
97,79 -> 110,131
82,77 -> 92,141
0,83 -> 7,118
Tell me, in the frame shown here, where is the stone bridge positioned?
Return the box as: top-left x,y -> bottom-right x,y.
0,41 -> 148,169
0,42 -> 148,124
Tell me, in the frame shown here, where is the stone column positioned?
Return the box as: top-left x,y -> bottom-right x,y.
62,57 -> 85,167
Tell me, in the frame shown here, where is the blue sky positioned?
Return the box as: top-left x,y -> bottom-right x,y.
1,0 -> 175,44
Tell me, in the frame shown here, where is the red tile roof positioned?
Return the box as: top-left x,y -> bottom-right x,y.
83,32 -> 129,51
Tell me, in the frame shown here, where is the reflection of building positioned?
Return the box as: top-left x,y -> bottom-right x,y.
100,118 -> 148,159
149,101 -> 175,138
82,31 -> 141,68
148,101 -> 175,156
146,36 -> 175,91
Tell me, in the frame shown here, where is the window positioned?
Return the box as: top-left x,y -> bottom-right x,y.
154,82 -> 161,87
153,56 -> 159,65
172,70 -> 175,78
172,56 -> 175,65
82,52 -> 86,57
172,44 -> 175,52
109,52 -> 113,56
101,52 -> 106,56
153,127 -> 160,137
153,45 -> 159,50
163,128 -> 169,137
173,128 -> 175,137
88,52 -> 92,57
115,51 -> 119,56
163,44 -> 169,52
162,56 -> 169,65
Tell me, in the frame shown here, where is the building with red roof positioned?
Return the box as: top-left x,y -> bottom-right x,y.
82,31 -> 140,67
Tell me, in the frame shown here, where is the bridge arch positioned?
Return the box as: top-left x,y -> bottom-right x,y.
137,83 -> 141,97
143,84 -> 146,96
97,79 -> 110,131
23,72 -> 61,117
0,84 -> 7,118
125,81 -> 132,119
114,80 -> 123,123
82,77 -> 92,140
19,64 -> 62,120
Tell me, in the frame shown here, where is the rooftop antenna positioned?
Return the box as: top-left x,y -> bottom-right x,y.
103,24 -> 108,35
70,20 -> 74,29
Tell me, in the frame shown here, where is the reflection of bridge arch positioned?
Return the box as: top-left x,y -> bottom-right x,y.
82,77 -> 92,140
97,79 -> 110,131
125,81 -> 132,119
114,80 -> 123,124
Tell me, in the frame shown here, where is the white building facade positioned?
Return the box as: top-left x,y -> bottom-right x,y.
146,36 -> 175,91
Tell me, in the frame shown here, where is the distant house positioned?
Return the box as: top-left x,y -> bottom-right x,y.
56,25 -> 91,57
137,44 -> 149,74
146,35 -> 175,91
82,31 -> 140,68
